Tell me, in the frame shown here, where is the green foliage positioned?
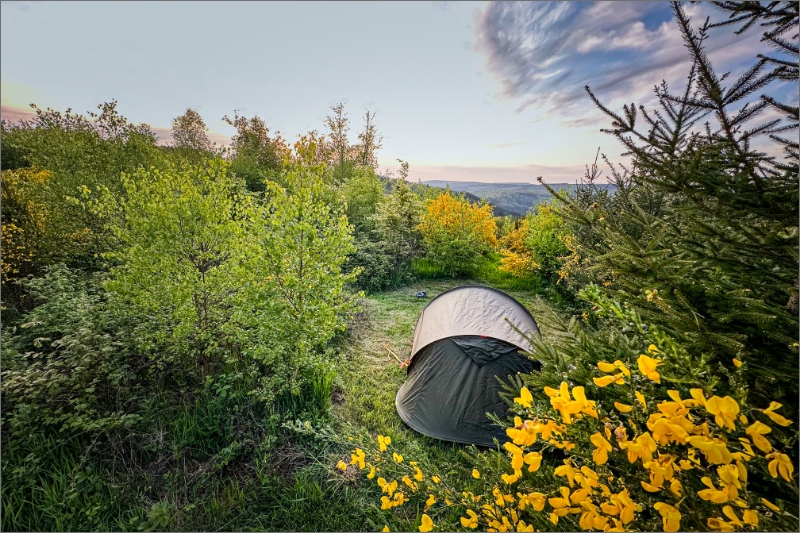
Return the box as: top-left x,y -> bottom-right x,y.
343,166 -> 385,236
223,111 -> 288,192
548,2 -> 799,409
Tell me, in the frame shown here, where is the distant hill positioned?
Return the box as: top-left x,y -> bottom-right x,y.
423,181 -> 577,217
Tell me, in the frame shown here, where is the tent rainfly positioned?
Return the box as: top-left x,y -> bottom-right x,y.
395,286 -> 540,447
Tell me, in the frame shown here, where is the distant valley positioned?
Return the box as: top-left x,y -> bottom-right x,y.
423,180 -> 578,217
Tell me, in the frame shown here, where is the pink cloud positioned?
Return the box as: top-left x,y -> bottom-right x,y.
380,162 -> 597,184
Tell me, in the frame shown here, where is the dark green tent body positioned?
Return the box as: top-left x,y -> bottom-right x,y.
395,286 -> 540,447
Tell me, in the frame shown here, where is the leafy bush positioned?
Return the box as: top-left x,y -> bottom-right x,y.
417,189 -> 498,277
499,201 -> 570,281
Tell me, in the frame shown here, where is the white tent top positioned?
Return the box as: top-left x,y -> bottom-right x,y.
410,286 -> 539,359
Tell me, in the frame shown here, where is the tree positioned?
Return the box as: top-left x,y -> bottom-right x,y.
356,110 -> 383,169
222,111 -> 289,192
171,108 -> 213,152
417,188 -> 498,276
547,0 -> 799,407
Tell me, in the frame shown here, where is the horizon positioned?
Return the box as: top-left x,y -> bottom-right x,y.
2,1 -> 795,184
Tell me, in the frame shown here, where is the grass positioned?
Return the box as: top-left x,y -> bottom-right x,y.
1,275 -> 565,532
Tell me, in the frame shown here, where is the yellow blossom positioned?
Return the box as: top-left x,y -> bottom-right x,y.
742,509 -> 758,527
733,358 -> 743,368
431,475 -> 440,483
635,391 -> 647,409
647,344 -> 658,353
419,513 -> 434,532
687,436 -> 733,464
767,452 -> 794,482
367,465 -> 376,479
393,452 -> 404,464
760,498 -> 780,511
619,432 -> 657,465
424,493 -> 436,510
350,448 -> 366,469
707,517 -> 735,532
745,421 -> 773,453
590,432 -> 612,465
501,473 -> 519,485
523,452 -> 542,472
472,469 -> 480,479
413,465 -> 424,482
763,401 -> 793,426
697,476 -> 737,504
637,354 -> 662,383
669,478 -> 682,497
460,510 -> 478,529
706,396 -> 740,431
514,387 -> 533,408
653,502 -> 682,532
378,434 -> 392,451
382,526 -> 390,532
593,374 -> 620,387
614,402 -> 633,413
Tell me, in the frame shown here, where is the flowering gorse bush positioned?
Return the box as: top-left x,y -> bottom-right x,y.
337,286 -> 798,532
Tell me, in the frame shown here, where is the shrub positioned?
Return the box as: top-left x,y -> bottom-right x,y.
417,189 -> 498,277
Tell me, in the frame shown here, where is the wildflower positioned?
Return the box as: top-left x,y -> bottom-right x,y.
566,386 -> 599,420
501,473 -> 519,485
413,465 -> 424,482
637,354 -> 662,383
697,477 -> 737,503
504,442 -> 524,474
647,344 -> 658,353
336,460 -> 348,471
419,513 -> 434,532
378,478 -> 397,496
705,396 -> 740,431
472,469 -> 480,479
722,506 -> 744,528
367,465 -> 376,479
431,475 -> 440,484
688,388 -> 707,407
548,486 -> 572,510
762,401 -> 793,427
516,520 -> 534,532
590,432 -> 612,465
402,475 -> 418,491
669,478 -> 682,497
524,451 -> 542,472
382,526 -> 390,532
424,493 -> 436,511
635,391 -> 647,409
554,461 -> 577,487
760,498 -> 780,511
593,375 -> 620,387
766,452 -> 794,482
619,432 -> 657,465
460,510 -> 479,529
614,402 -> 633,413
653,502 -> 682,532
378,434 -> 392,451
381,496 -> 392,510
393,452 -> 404,463
350,448 -> 366,469
517,492 -> 546,512
745,421 -> 773,453
514,387 -> 533,408
733,358 -> 743,368
686,436 -> 733,464
707,517 -> 735,532
742,509 -> 758,527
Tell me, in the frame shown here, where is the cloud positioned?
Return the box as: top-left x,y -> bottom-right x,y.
474,1 -> 774,126
1,104 -> 36,124
488,140 -> 533,149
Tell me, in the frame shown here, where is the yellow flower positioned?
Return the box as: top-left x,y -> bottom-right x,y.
413,465 -> 424,482
653,502 -> 682,532
635,391 -> 647,409
367,465 -> 376,479
742,509 -> 758,527
597,361 -> 618,373
472,469 -> 480,479
590,432 -> 612,465
637,355 -> 662,383
393,452 -> 404,464
460,510 -> 478,529
350,448 -> 366,469
614,402 -> 633,413
763,401 -> 793,426
647,344 -> 658,354
424,493 -> 436,511
669,478 -> 682,497
706,396 -> 740,431
732,358 -> 742,368
619,432 -> 657,465
380,496 -> 392,510
336,460 -> 348,471
419,513 -> 434,532
686,436 -> 733,464
760,498 -> 780,511
593,374 -> 623,387
767,452 -> 794,482
707,517 -> 735,532
697,476 -> 737,504
431,475 -> 440,484
378,434 -> 392,451
514,386 -> 533,408
382,526 -> 390,532
722,506 -> 744,528
523,452 -> 542,472
501,473 -> 519,485
745,421 -> 773,453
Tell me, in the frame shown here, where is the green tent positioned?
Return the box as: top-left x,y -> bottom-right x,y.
395,286 -> 540,447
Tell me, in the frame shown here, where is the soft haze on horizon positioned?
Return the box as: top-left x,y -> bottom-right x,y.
2,1 -> 794,184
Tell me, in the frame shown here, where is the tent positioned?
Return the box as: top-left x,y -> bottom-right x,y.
395,286 -> 541,447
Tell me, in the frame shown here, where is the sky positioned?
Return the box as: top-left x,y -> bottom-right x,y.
1,1 -> 796,183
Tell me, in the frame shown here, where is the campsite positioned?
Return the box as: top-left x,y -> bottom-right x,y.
1,1 -> 798,532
